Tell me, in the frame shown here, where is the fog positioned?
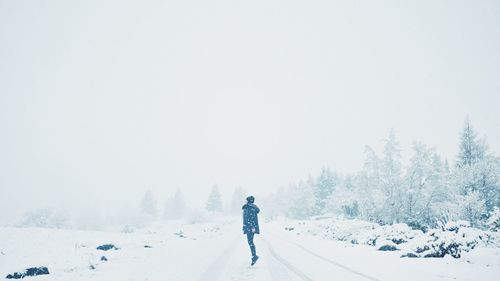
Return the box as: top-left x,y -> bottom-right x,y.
1,0 -> 499,225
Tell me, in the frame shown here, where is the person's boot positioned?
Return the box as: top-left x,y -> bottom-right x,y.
251,255 -> 259,266
250,245 -> 258,266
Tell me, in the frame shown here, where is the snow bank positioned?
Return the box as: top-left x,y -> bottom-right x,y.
280,217 -> 499,258
0,217 -> 236,280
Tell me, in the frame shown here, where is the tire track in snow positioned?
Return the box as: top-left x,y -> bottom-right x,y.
262,238 -> 315,281
268,232 -> 383,281
260,238 -> 294,281
198,236 -> 240,281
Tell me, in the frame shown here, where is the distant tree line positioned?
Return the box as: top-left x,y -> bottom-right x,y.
140,185 -> 248,220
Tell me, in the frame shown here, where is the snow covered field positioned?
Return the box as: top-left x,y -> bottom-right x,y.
1,217 -> 499,281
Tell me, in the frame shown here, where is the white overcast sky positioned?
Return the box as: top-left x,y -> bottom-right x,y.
1,0 -> 499,220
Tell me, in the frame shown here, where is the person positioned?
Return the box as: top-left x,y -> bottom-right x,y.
242,195 -> 260,266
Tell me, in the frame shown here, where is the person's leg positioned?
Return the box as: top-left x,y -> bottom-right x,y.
246,232 -> 256,258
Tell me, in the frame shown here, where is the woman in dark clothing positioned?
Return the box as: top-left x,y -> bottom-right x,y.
242,196 -> 260,266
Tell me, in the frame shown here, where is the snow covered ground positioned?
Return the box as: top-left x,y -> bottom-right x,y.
1,217 -> 499,281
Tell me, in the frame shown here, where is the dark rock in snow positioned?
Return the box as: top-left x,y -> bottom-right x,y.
6,272 -> 23,279
144,245 -> 153,248
6,267 -> 50,279
89,265 -> 96,270
100,256 -> 108,261
378,245 -> 399,251
97,244 -> 117,251
401,253 -> 419,258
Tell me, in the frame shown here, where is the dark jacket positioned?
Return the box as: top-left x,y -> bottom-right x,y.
242,203 -> 260,234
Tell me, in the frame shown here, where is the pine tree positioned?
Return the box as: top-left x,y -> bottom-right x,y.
164,189 -> 186,219
454,117 -> 498,216
206,185 -> 223,212
456,117 -> 487,168
141,190 -> 158,218
229,187 -> 246,214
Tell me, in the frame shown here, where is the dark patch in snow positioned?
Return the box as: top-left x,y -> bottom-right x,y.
6,267 -> 49,279
419,242 -> 462,258
174,231 -> 187,238
401,253 -> 419,258
100,256 -> 108,261
378,245 -> 399,251
96,244 -> 118,251
391,238 -> 406,245
89,265 -> 96,270
285,227 -> 295,231
144,245 -> 153,248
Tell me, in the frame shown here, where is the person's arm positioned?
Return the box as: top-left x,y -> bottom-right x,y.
242,209 -> 246,231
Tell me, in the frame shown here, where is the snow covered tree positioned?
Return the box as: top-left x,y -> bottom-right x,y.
355,146 -> 383,222
327,175 -> 359,218
163,189 -> 187,219
378,130 -> 404,223
313,167 -> 338,215
229,187 -> 246,215
453,118 -> 500,218
402,142 -> 447,229
456,191 -> 486,227
262,119 -> 499,228
206,185 -> 223,212
141,190 -> 158,218
287,178 -> 316,219
471,156 -> 500,213
457,157 -> 499,213
456,117 -> 487,169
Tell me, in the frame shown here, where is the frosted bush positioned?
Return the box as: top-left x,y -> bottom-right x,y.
402,221 -> 492,258
317,218 -> 421,246
20,208 -> 68,228
487,208 -> 500,232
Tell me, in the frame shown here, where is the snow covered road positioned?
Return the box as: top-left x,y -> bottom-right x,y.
1,218 -> 499,281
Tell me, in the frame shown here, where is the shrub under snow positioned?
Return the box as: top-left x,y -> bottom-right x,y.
400,221 -> 492,258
